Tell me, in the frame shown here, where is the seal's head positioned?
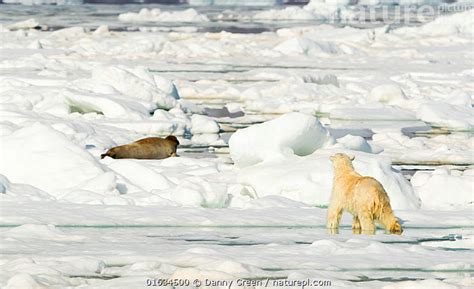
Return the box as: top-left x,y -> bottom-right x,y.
166,135 -> 179,145
100,148 -> 117,159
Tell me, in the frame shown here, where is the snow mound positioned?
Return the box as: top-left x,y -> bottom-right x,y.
336,134 -> 381,153
6,19 -> 40,30
96,156 -> 232,208
50,26 -> 85,39
64,89 -> 150,120
229,113 -> 334,168
0,174 -> 53,201
238,150 -> 420,210
91,66 -> 179,111
107,159 -> 171,192
274,37 -> 341,56
167,177 -> 231,208
191,114 -> 220,134
370,132 -> 473,165
0,123 -> 106,196
411,168 -> 474,210
118,8 -> 209,23
93,25 -> 109,36
418,10 -> 474,37
4,273 -> 48,289
392,10 -> 474,37
368,84 -> 408,105
417,102 -> 473,131
4,224 -> 86,241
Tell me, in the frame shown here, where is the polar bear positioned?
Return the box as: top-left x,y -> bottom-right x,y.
327,153 -> 402,235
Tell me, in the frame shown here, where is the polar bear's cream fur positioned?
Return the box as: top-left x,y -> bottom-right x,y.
327,153 -> 402,235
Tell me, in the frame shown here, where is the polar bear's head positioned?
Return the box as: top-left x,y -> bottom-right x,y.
330,153 -> 355,169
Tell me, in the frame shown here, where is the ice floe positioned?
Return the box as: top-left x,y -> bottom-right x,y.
0,123 -> 108,196
411,168 -> 474,210
118,8 -> 209,23
237,149 -> 420,210
417,102 -> 473,131
229,113 -> 334,167
0,5 -> 473,288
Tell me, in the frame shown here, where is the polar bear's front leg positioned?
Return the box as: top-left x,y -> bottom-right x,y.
326,205 -> 343,229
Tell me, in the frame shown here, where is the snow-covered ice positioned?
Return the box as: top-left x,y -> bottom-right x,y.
118,8 -> 210,23
411,168 -> 474,210
237,150 -> 420,209
229,113 -> 334,167
0,2 -> 473,288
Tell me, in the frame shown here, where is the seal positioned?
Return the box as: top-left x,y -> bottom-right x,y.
101,135 -> 179,160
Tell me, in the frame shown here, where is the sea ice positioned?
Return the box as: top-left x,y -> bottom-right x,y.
411,168 -> 474,210
190,114 -> 220,134
417,102 -> 473,131
229,112 -> 334,167
368,84 -> 408,106
5,19 -> 40,30
118,8 -> 209,23
0,5 -> 472,288
90,66 -> 179,111
237,150 -> 420,209
335,134 -> 381,153
4,224 -> 86,241
394,10 -> 474,37
0,123 -> 107,196
371,132 -> 474,165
